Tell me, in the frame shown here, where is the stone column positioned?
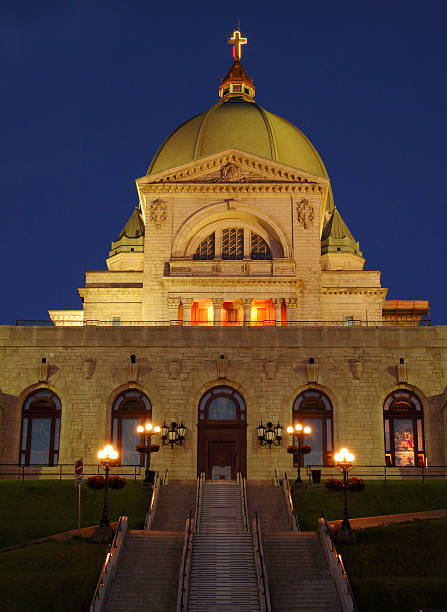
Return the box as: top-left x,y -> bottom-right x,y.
167,296 -> 181,325
212,298 -> 223,326
241,298 -> 252,326
286,297 -> 298,323
182,298 -> 193,325
272,298 -> 283,327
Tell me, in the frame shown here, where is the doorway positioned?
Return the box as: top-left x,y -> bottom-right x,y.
197,386 -> 247,480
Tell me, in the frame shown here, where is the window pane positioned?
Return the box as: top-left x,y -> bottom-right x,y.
21,418 -> 28,450
393,419 -> 415,466
29,418 -> 51,464
53,418 -> 61,451
417,419 -> 424,451
326,419 -> 332,451
302,419 -> 323,466
208,396 -> 236,420
384,419 -> 391,452
120,419 -> 141,465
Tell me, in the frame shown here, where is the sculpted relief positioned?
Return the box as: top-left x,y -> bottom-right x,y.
149,199 -> 167,229
296,199 -> 314,229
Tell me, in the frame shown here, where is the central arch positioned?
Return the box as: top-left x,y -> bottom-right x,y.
197,385 -> 247,480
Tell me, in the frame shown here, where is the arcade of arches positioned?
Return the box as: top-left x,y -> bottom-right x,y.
17,385 -> 428,476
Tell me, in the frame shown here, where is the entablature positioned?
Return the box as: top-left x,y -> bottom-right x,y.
168,258 -> 295,278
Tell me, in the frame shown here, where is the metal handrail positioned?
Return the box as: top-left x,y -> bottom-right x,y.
13,319 -> 432,327
0,463 -> 144,482
238,473 -> 250,532
252,512 -> 272,612
273,467 -> 281,486
320,513 -> 358,612
176,511 -> 195,612
143,471 -> 160,530
162,467 -> 169,485
194,472 -> 205,532
90,514 -> 128,612
283,472 -> 300,532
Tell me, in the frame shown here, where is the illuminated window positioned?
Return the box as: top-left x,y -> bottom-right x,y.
199,386 -> 246,421
222,228 -> 243,259
383,390 -> 425,467
113,316 -> 121,327
293,390 -> 333,467
194,232 -> 215,260
345,316 -> 354,327
112,390 -> 152,465
250,232 -> 272,260
19,390 -> 61,466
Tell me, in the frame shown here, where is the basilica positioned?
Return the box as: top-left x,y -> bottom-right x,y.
1,32 -> 445,481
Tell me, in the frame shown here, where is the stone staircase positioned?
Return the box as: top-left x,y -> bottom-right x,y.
152,482 -> 196,531
187,480 -> 261,610
246,481 -> 342,611
246,482 -> 290,531
262,531 -> 342,611
105,483 -> 195,612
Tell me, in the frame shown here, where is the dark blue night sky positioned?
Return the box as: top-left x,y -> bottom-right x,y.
2,2 -> 446,324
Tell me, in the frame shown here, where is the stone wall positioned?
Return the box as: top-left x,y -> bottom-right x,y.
0,324 -> 446,480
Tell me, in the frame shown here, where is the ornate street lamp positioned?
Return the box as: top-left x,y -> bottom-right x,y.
136,422 -> 161,485
97,444 -> 119,528
334,447 -> 355,531
161,421 -> 187,448
287,423 -> 312,484
257,421 -> 283,447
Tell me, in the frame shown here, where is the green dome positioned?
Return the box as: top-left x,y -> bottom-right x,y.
147,97 -> 329,179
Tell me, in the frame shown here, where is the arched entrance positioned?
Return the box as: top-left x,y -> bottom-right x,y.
197,385 -> 247,480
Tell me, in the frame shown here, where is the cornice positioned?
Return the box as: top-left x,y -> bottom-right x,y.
322,287 -> 388,297
137,150 -> 329,188
163,276 -> 301,288
140,183 -> 325,195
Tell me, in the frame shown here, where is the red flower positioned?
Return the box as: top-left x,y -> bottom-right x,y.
108,475 -> 127,490
87,475 -> 105,490
287,445 -> 298,455
300,444 -> 312,454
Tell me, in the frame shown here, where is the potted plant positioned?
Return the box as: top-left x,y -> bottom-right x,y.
87,475 -> 105,490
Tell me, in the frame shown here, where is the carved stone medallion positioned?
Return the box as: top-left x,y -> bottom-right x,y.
221,163 -> 242,182
296,199 -> 314,229
149,199 -> 167,229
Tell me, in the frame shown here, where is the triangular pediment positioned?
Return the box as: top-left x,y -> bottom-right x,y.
137,149 -> 329,188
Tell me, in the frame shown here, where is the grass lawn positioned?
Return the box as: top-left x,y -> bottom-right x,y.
0,479 -> 150,548
337,518 -> 447,612
293,479 -> 447,531
0,537 -> 108,612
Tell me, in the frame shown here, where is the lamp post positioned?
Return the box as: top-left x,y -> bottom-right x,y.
137,422 -> 161,485
287,423 -> 311,484
334,447 -> 355,531
97,444 -> 119,528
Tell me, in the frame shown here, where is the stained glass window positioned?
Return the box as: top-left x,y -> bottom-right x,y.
19,389 -> 61,466
250,232 -> 272,260
383,390 -> 425,467
112,390 -> 151,465
193,232 -> 215,260
222,228 -> 243,260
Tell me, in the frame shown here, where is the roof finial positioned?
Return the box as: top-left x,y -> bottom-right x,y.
228,29 -> 247,61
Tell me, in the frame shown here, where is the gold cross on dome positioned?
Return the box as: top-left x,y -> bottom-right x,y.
228,30 -> 247,60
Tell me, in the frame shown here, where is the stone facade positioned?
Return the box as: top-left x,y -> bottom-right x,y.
1,325 -> 446,479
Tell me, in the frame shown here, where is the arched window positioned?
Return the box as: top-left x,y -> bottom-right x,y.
383,390 -> 425,467
250,232 -> 272,260
193,232 -> 215,260
19,389 -> 61,466
112,390 -> 151,465
222,228 -> 244,259
293,389 -> 333,466
199,386 -> 246,422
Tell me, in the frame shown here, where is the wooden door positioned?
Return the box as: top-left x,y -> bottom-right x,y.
208,440 -> 236,480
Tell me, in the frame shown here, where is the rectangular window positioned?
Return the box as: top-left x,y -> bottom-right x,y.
345,316 -> 354,327
393,419 -> 415,466
113,316 -> 121,327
